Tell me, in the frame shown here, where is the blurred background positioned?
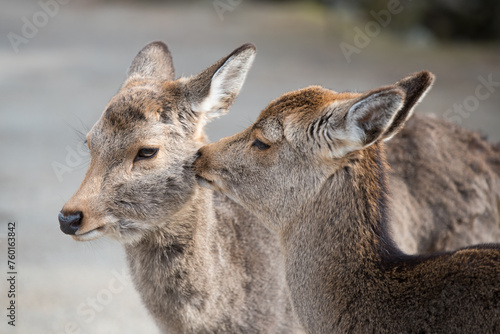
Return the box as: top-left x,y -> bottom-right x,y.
0,0 -> 499,333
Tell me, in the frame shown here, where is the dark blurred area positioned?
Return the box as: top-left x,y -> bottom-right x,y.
102,0 -> 500,41
321,0 -> 500,41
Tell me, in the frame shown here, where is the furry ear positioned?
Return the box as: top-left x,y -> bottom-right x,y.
185,43 -> 256,120
127,41 -> 175,81
303,87 -> 405,158
286,71 -> 434,159
381,71 -> 434,141
345,87 -> 406,148
286,87 -> 405,160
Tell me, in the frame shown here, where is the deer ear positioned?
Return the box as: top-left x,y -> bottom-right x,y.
185,43 -> 256,120
127,41 -> 175,81
380,71 -> 434,141
344,87 -> 405,148
293,87 -> 405,159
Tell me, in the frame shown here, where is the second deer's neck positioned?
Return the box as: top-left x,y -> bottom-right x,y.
282,144 -> 401,332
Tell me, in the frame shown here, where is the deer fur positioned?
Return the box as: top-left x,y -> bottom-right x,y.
59,42 -> 301,333
386,113 -> 500,253
194,71 -> 500,333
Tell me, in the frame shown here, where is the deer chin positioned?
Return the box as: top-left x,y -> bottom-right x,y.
195,174 -> 244,207
72,225 -> 107,241
196,174 -> 219,191
71,215 -> 116,242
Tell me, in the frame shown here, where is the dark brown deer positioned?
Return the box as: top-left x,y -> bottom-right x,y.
194,71 -> 500,333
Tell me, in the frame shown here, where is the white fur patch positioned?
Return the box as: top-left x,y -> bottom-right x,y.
73,229 -> 104,241
192,50 -> 256,118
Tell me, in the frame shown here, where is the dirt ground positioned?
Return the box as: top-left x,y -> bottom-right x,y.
0,1 -> 499,333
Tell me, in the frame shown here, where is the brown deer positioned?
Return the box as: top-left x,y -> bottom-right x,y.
58,42 -> 302,333
194,71 -> 500,333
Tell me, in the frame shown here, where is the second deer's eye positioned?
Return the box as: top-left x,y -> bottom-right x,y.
251,139 -> 270,151
135,148 -> 159,161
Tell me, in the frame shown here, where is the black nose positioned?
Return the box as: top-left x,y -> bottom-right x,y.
59,211 -> 83,235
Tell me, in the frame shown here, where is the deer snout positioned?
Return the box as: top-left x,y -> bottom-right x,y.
194,149 -> 203,161
194,145 -> 230,194
193,147 -> 215,188
193,147 -> 212,175
58,211 -> 83,235
59,183 -> 109,240
193,147 -> 205,171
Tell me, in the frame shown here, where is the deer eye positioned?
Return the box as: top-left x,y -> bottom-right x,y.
251,139 -> 270,151
135,148 -> 159,161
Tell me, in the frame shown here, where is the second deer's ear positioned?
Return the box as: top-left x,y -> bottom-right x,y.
330,71 -> 434,153
126,41 -> 175,81
184,43 -> 256,120
303,87 -> 404,158
344,87 -> 405,148
380,71 -> 435,141
285,87 -> 405,160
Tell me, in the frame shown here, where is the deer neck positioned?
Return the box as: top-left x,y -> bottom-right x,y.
125,182 -> 215,258
281,143 -> 401,332
124,184 -> 221,331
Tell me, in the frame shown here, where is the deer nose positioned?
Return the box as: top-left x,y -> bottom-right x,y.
194,149 -> 202,160
59,211 -> 83,235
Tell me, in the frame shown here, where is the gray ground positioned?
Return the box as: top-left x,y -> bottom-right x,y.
0,1 -> 499,333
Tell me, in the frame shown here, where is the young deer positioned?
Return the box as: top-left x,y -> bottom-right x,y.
194,71 -> 500,333
58,42 -> 301,333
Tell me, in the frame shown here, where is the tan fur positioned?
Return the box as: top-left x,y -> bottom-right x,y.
59,42 -> 301,333
194,71 -> 500,333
